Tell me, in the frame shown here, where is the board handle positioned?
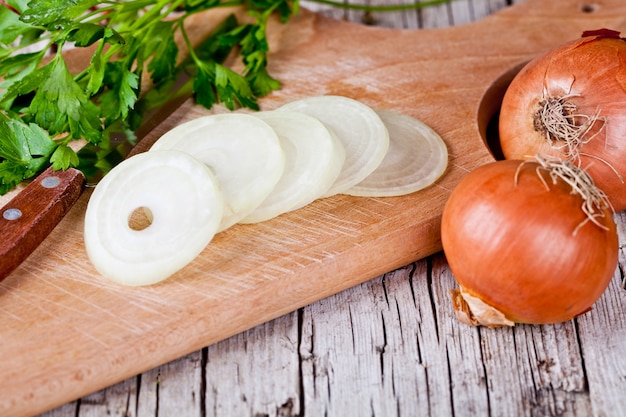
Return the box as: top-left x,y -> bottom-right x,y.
0,167 -> 85,281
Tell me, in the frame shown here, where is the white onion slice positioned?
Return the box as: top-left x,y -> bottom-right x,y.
277,95 -> 389,197
84,150 -> 223,286
345,110 -> 448,197
240,111 -> 345,223
150,113 -> 285,230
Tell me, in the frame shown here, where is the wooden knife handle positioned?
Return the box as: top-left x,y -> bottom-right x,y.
0,167 -> 85,282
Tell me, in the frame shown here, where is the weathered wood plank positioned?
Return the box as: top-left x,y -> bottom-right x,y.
488,322 -> 591,416
135,351 -> 204,416
377,263 -> 447,416
430,254 -> 489,416
576,211 -> 626,417
204,311 -> 301,416
78,377 -> 138,417
298,264 -> 447,416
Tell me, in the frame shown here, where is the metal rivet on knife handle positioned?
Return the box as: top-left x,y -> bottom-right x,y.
0,167 -> 85,282
3,208 -> 22,221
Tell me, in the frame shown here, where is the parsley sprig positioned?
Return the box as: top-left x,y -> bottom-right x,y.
0,0 -> 296,194
0,0 -> 454,194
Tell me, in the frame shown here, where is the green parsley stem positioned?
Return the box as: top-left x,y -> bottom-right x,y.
129,0 -> 183,32
305,0 -> 455,12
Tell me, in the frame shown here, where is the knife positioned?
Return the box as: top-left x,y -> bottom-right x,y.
0,14 -> 250,282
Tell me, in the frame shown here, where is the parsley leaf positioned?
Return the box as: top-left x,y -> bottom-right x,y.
0,4 -> 41,51
193,60 -> 259,111
0,52 -> 42,104
20,0 -> 98,31
50,143 -> 79,170
0,0 -> 299,194
98,61 -> 139,124
68,23 -> 107,47
215,6 -> 282,99
27,55 -> 102,142
0,114 -> 56,193
145,21 -> 179,85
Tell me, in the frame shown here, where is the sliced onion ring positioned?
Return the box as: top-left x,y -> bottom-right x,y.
345,110 -> 448,197
277,95 -> 389,197
241,110 -> 345,223
84,150 -> 223,286
150,113 -> 285,230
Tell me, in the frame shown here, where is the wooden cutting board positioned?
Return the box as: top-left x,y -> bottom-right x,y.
2,1 -> 626,415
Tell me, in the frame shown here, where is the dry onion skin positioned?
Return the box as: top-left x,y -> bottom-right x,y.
277,95 -> 390,197
345,109 -> 448,197
84,150 -> 223,286
441,158 -> 618,326
499,29 -> 626,211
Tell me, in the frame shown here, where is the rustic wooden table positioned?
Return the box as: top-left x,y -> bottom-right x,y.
38,0 -> 626,416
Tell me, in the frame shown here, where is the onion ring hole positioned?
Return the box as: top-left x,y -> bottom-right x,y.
128,206 -> 154,231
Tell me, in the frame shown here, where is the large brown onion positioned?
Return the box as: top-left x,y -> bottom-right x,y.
499,29 -> 626,211
441,158 -> 618,326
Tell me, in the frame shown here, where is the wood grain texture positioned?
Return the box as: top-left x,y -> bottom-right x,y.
3,1 -> 626,416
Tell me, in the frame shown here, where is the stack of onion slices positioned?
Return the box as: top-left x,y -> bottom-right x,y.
441,157 -> 618,326
499,29 -> 626,211
84,96 -> 448,286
